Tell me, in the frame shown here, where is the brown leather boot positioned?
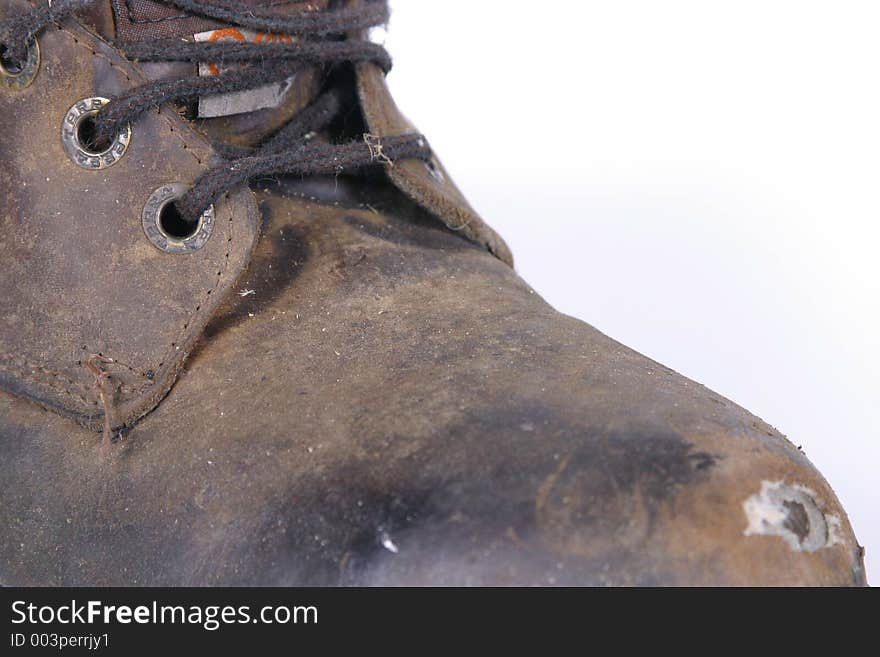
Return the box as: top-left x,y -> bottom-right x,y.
0,0 -> 866,586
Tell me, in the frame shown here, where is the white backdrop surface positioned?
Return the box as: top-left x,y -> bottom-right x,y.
384,0 -> 878,582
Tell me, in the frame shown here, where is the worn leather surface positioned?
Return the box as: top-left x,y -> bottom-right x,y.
0,3 -> 867,586
0,174 -> 867,585
357,62 -> 513,266
0,4 -> 259,430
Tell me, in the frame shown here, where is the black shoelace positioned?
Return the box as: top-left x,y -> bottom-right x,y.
0,0 -> 431,225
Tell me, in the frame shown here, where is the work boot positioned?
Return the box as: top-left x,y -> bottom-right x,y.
0,0 -> 866,586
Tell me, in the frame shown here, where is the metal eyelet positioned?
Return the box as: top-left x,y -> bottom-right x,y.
0,38 -> 40,90
61,97 -> 131,170
142,184 -> 215,255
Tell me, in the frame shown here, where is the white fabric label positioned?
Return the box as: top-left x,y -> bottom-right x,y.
194,29 -> 296,118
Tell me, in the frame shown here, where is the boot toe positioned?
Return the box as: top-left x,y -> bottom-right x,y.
0,192 -> 865,587
339,410 -> 866,586
350,442 -> 865,586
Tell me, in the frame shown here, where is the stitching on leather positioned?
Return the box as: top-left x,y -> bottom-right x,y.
0,353 -> 143,400
0,21 -> 241,413
0,355 -> 86,391
0,355 -> 94,406
53,20 -> 229,392
53,24 -> 204,165
78,346 -> 152,379
136,192 -> 236,392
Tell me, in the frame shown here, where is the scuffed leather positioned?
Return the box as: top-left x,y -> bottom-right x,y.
0,1 -> 866,587
0,5 -> 260,431
0,178 -> 866,585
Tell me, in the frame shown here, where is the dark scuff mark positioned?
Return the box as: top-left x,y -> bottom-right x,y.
242,405 -> 719,586
200,203 -> 311,343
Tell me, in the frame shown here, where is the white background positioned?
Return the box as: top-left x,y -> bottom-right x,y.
384,0 -> 878,582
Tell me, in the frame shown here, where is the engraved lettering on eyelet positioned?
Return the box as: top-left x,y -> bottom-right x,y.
61,97 -> 131,170
143,184 -> 215,255
0,39 -> 39,90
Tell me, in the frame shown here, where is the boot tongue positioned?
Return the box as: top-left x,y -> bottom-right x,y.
108,0 -> 332,147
